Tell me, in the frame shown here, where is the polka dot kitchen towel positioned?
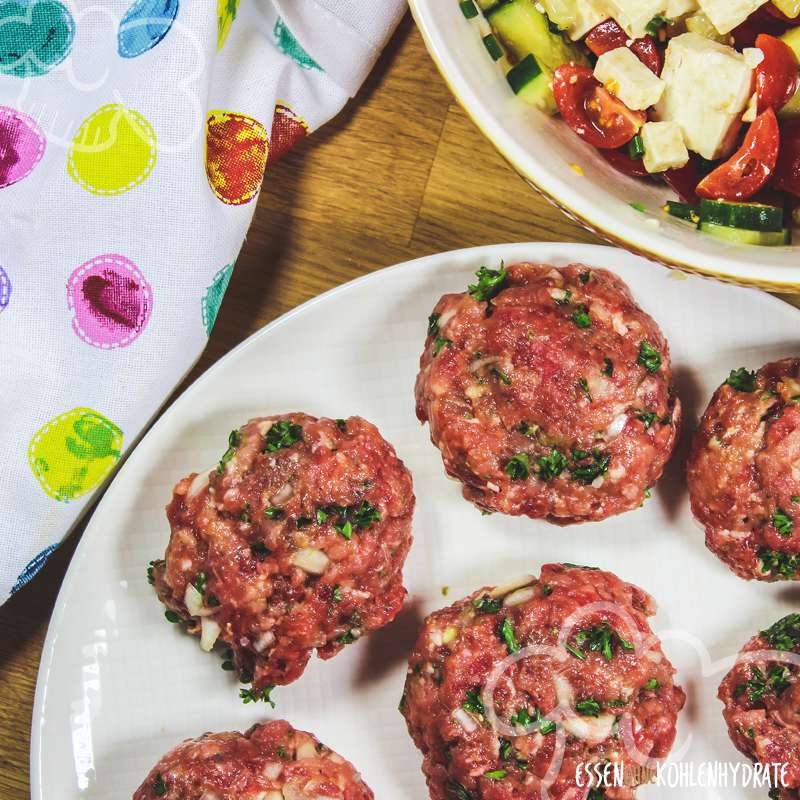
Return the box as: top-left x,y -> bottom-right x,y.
0,0 -> 406,603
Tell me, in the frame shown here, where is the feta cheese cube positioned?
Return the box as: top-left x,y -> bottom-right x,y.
654,33 -> 754,159
594,47 -> 666,110
641,121 -> 690,172
697,0 -> 769,35
666,0 -> 699,17
567,0 -> 608,41
602,0 -> 667,38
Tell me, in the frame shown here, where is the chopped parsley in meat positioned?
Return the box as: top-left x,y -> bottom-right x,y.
484,770 -> 507,780
468,265 -> 508,302
567,624 -> 633,661
536,448 -> 567,481
492,367 -> 512,385
554,289 -> 572,306
433,337 -> 451,356
474,594 -> 503,614
571,304 -> 592,328
637,341 -> 662,374
578,378 -> 592,402
217,429 -> 241,473
735,665 -> 791,703
428,313 -> 441,336
239,685 -> 276,706
644,678 -> 660,691
773,509 -> 793,538
510,706 -> 556,734
636,410 -> 658,429
576,698 -> 601,717
726,367 -> 757,392
517,421 -> 538,439
152,773 -> 167,797
251,541 -> 271,560
569,450 -> 611,484
505,453 -> 530,480
446,780 -> 473,800
498,616 -> 520,653
463,688 -> 486,717
165,610 -> 180,623
759,548 -> 800,580
762,614 -> 800,651
264,507 -> 284,520
264,421 -> 302,452
193,571 -> 207,594
602,357 -> 614,377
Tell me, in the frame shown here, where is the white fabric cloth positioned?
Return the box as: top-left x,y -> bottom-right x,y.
0,0 -> 405,602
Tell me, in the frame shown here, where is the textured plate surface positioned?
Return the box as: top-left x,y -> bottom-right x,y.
32,244 -> 800,799
409,0 -> 800,291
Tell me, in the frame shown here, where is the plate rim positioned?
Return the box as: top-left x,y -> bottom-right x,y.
407,0 -> 800,293
29,242 -> 799,798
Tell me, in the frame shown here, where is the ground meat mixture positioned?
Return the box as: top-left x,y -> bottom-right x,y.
400,563 -> 685,800
415,262 -> 680,523
687,359 -> 800,581
150,413 -> 414,694
132,719 -> 373,800
718,614 -> 800,798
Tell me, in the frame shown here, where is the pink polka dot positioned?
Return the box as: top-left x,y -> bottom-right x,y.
67,254 -> 152,349
0,105 -> 46,189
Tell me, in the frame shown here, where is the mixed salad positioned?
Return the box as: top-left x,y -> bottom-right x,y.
459,0 -> 800,247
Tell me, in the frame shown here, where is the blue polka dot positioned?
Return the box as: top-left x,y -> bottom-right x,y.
12,542 -> 59,594
118,0 -> 179,58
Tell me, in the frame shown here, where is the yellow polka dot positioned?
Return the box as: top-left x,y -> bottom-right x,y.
68,104 -> 156,196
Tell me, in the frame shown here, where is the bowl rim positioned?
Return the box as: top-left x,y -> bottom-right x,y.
408,0 -> 800,293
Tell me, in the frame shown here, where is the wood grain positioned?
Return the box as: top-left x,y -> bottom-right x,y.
0,15 -> 794,799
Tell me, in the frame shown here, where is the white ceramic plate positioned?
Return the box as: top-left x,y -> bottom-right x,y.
32,244 -> 800,799
409,1 -> 800,292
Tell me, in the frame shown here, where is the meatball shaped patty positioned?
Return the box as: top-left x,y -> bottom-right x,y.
133,720 -> 373,799
400,564 -> 686,800
688,359 -> 800,581
151,413 -> 414,693
718,614 -> 800,798
415,262 -> 680,523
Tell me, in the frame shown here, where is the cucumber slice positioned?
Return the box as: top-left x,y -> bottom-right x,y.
699,222 -> 791,247
699,199 -> 784,232
539,0 -> 578,30
665,201 -> 699,222
459,0 -> 479,19
476,0 -> 501,9
515,69 -> 558,113
486,0 -> 588,73
483,33 -> 504,61
774,0 -> 800,17
507,53 -> 542,92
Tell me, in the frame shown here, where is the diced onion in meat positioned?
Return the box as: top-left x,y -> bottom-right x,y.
490,575 -> 535,598
295,738 -> 318,760
605,413 -> 628,440
470,356 -> 501,374
253,630 -> 275,653
291,548 -> 330,575
187,470 -> 211,500
555,674 -> 575,707
200,617 -> 221,652
452,707 -> 478,733
437,308 -> 457,330
262,762 -> 283,780
184,583 -> 216,617
503,586 -> 537,607
271,482 -> 293,505
562,713 -> 615,744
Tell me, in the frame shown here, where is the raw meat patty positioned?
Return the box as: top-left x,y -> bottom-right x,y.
133,719 -> 373,799
688,358 -> 800,581
718,614 -> 800,798
401,563 -> 686,800
151,413 -> 414,695
415,262 -> 680,523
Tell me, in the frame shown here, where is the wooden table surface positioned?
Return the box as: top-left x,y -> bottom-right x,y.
1,15 -> 793,799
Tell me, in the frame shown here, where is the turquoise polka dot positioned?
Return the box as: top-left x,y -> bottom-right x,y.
273,17 -> 321,71
0,0 -> 74,78
202,263 -> 233,335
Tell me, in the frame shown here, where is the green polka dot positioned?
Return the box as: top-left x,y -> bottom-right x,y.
273,17 -> 320,71
29,408 -> 123,502
202,263 -> 233,335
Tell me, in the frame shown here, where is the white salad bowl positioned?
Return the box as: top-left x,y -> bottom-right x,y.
409,0 -> 800,291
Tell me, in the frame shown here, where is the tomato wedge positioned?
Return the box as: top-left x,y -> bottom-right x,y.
696,108 -> 780,201
755,34 -> 799,112
663,154 -> 704,204
601,147 -> 650,178
553,64 -> 646,150
585,19 -> 662,75
773,117 -> 800,195
733,6 -> 792,47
